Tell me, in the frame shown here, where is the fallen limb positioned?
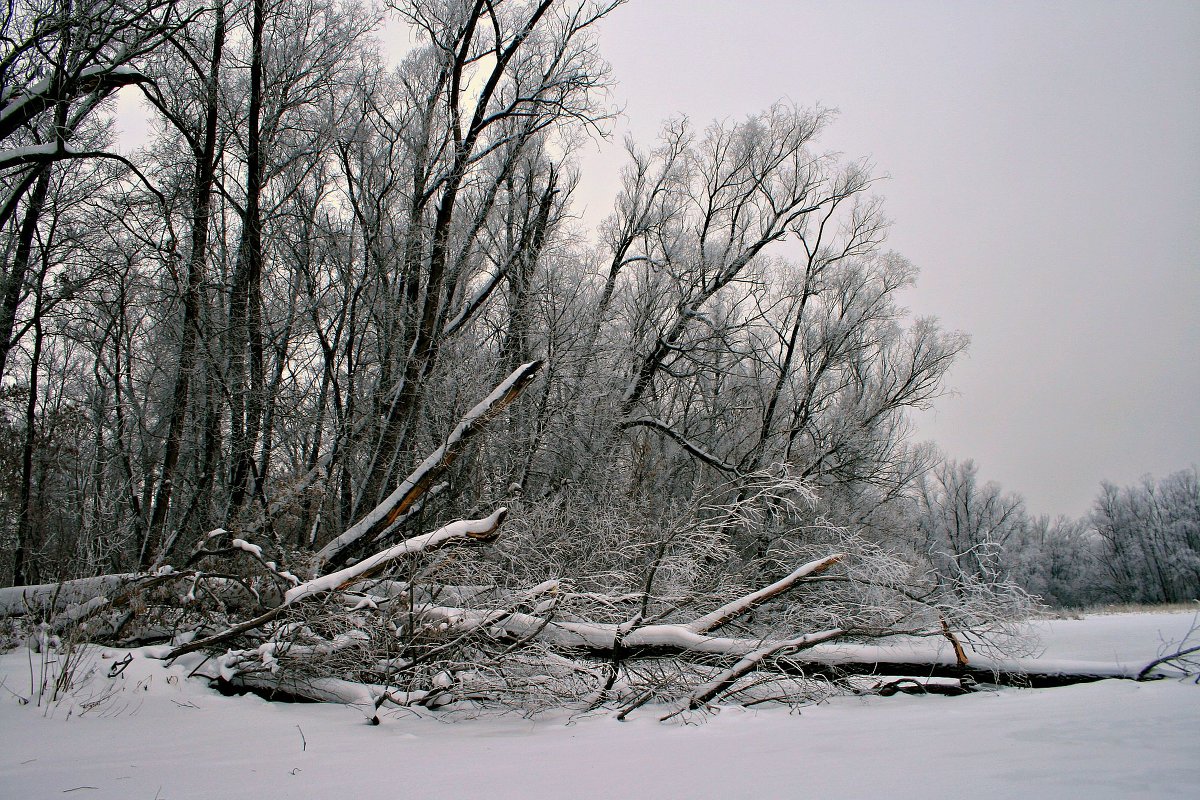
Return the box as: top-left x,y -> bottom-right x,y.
207,669 -> 430,709
665,627 -> 847,719
686,554 -> 843,634
166,510 -> 508,660
1137,643 -> 1200,682
315,360 -> 542,571
287,509 -> 507,604
407,553 -> 847,659
770,647 -> 1157,688
166,605 -> 291,661
846,675 -> 974,697
0,574 -> 139,617
413,603 -> 830,657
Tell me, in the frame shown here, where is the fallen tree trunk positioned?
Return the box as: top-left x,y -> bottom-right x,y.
0,574 -> 139,617
406,554 -> 847,658
761,646 -> 1169,688
406,607 -> 1169,686
314,360 -> 542,572
847,675 -> 975,697
162,551 -> 859,711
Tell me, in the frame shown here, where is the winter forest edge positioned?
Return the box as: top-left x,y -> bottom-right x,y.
0,0 -> 1197,720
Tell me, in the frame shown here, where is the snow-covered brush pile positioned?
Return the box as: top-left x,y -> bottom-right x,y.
0,508 -> 1038,720
0,364 -> 1043,721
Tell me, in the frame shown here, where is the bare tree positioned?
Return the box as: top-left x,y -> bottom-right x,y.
1092,468 -> 1200,603
0,1 -> 192,374
350,0 -> 621,513
915,458 -> 1027,587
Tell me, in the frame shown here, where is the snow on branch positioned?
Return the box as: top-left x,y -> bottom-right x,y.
443,254 -> 517,337
0,145 -> 166,209
686,554 -> 844,634
0,574 -> 139,618
167,510 -> 508,660
288,509 -> 507,604
314,360 -> 542,570
0,66 -> 150,143
623,417 -> 740,473
0,143 -> 164,172
414,601 -> 837,658
665,627 -> 848,719
410,554 -> 847,659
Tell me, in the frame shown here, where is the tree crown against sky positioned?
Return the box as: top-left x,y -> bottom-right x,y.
575,0 -> 1200,520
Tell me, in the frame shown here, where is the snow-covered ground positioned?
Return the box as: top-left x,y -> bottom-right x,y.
1,611 -> 1197,799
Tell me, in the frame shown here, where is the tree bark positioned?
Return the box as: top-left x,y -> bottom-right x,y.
144,5 -> 226,568
228,0 -> 266,522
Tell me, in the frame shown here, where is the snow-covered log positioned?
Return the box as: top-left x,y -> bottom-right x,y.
401,556 -> 847,661
209,667 -> 430,709
0,574 -> 139,617
314,360 -> 542,571
846,675 -> 975,697
180,552 -> 856,713
756,642 -> 1166,688
414,602 -> 844,659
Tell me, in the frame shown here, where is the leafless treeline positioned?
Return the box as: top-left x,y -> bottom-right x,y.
916,460 -> 1200,608
2,0 -> 974,590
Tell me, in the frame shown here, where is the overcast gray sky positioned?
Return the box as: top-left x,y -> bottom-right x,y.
572,0 -> 1199,518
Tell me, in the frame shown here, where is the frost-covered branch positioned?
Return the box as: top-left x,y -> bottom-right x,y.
665,627 -> 847,719
623,417 -> 740,474
167,510 -> 509,660
411,554 -> 846,659
289,509 -> 507,604
0,65 -> 149,143
314,361 -> 542,571
686,554 -> 844,634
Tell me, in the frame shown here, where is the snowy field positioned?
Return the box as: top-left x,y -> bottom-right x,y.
1,611 -> 1197,799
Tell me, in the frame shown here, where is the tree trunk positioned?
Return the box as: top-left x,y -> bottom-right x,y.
228,0 -> 266,522
0,169 -> 50,380
144,5 -> 225,568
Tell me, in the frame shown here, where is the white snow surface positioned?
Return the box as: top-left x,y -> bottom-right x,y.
1,611 -> 1197,799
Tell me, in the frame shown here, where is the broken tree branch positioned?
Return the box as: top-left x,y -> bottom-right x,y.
315,360 -> 542,571
664,627 -> 847,719
167,510 -> 508,660
1137,643 -> 1200,682
687,554 -> 844,634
